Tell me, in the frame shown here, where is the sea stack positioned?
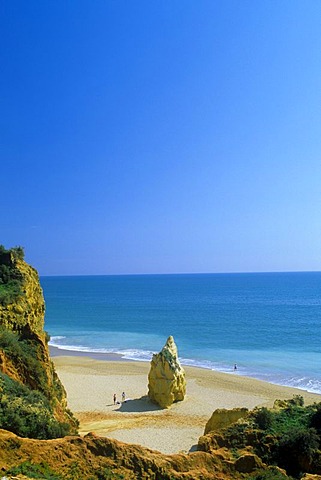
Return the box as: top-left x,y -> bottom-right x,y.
148,335 -> 186,408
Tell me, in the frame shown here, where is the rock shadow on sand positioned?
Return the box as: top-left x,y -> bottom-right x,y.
116,395 -> 162,413
189,444 -> 198,453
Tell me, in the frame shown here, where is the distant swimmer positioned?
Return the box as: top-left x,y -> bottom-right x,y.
234,364 -> 237,371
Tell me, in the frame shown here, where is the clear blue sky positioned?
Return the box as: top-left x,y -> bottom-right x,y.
2,1 -> 321,275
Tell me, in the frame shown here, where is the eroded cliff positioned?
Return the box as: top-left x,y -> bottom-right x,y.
0,246 -> 78,438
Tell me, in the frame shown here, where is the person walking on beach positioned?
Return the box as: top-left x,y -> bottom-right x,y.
122,392 -> 126,403
234,364 -> 237,371
113,393 -> 117,405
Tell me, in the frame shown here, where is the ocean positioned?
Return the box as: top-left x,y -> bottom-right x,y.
42,272 -> 321,394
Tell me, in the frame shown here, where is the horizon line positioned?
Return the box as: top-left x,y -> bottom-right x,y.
39,269 -> 321,278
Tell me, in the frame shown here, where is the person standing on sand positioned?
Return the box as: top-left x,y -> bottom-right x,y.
113,393 -> 117,404
122,391 -> 126,403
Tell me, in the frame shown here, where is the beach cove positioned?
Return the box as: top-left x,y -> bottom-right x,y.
44,273 -> 321,395
52,350 -> 321,454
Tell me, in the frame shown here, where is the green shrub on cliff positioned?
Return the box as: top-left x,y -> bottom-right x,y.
252,396 -> 310,438
251,407 -> 273,430
0,327 -> 48,394
218,398 -> 321,478
0,372 -> 71,439
0,244 -> 24,260
0,245 -> 25,305
250,467 -> 290,479
0,327 -> 78,439
275,426 -> 319,476
310,403 -> 321,434
6,461 -> 63,479
249,398 -> 321,477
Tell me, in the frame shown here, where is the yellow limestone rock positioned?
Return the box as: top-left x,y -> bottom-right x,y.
148,335 -> 186,408
204,407 -> 249,434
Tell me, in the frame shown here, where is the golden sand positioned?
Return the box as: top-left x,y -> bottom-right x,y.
53,355 -> 321,454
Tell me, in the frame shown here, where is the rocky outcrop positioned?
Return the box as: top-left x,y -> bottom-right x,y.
234,453 -> 264,473
0,429 -> 234,480
148,336 -> 186,408
204,407 -> 249,434
0,251 -> 77,433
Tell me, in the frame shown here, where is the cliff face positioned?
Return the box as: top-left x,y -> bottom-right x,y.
0,429 -> 240,480
0,255 -> 45,336
0,250 -> 77,434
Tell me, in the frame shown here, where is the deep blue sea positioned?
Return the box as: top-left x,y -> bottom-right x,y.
42,272 -> 321,394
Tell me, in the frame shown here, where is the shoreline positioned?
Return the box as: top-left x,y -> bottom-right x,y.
50,345 -> 321,395
49,345 -> 129,362
52,352 -> 321,454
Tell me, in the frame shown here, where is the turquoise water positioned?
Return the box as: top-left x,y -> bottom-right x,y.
42,272 -> 321,393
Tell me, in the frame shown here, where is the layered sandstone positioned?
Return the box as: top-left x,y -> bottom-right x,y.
0,429 -> 232,480
148,335 -> 186,408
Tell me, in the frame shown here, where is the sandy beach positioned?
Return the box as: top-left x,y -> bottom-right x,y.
53,353 -> 321,454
